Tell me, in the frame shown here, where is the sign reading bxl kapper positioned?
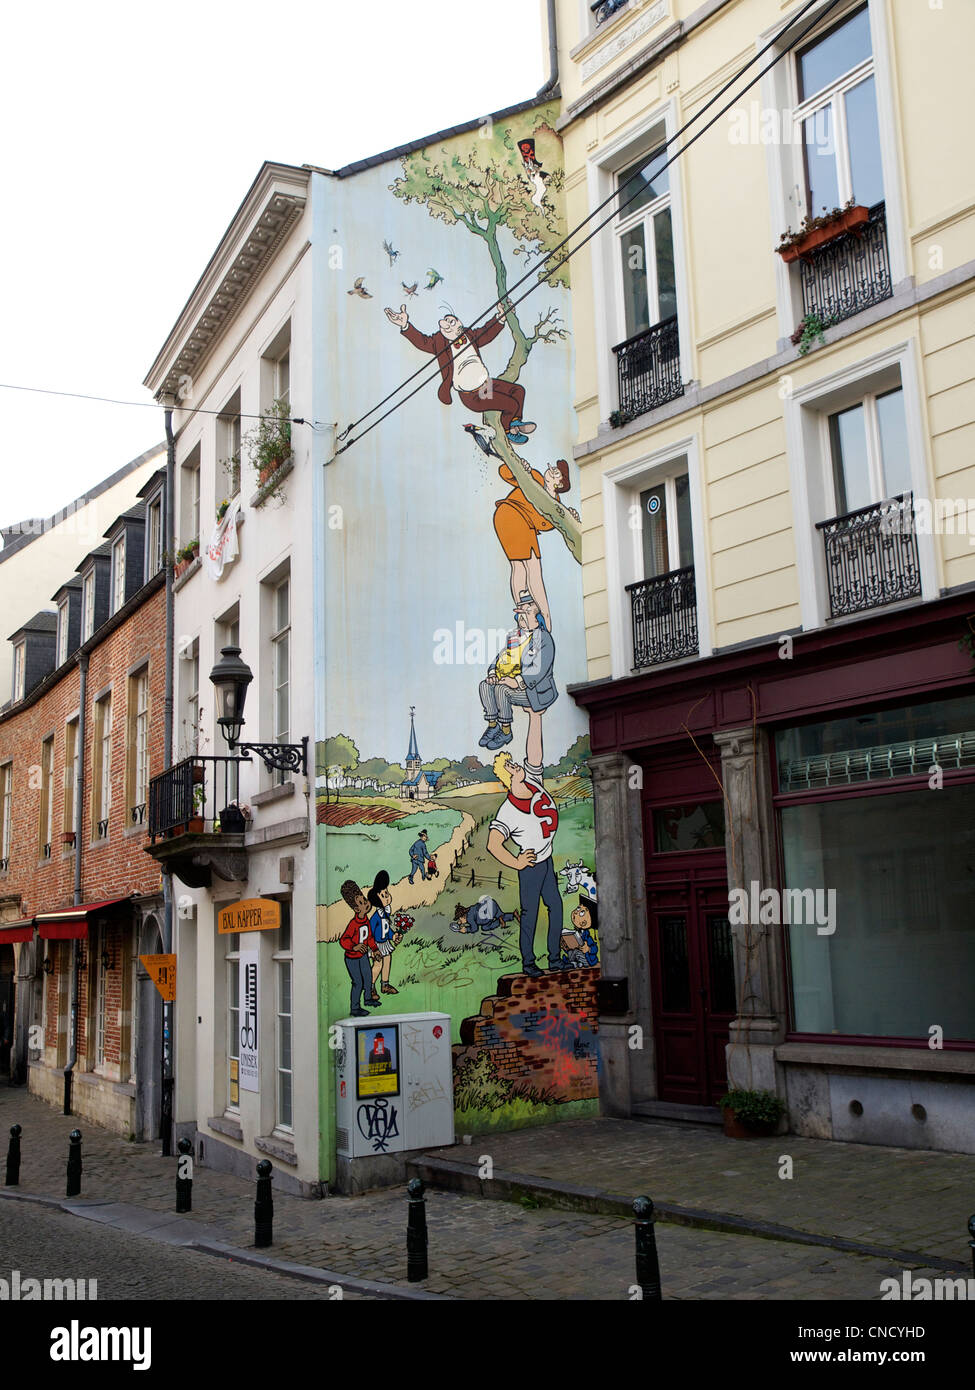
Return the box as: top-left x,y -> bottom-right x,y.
218,898 -> 282,934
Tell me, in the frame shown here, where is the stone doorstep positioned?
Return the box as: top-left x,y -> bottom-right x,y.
406,1156 -> 969,1275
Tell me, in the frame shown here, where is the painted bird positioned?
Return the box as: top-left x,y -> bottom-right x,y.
401,281 -> 418,298
348,277 -> 372,299
425,267 -> 444,290
463,423 -> 501,459
382,240 -> 400,266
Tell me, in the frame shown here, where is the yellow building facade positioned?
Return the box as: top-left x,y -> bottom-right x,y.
556,0 -> 975,1149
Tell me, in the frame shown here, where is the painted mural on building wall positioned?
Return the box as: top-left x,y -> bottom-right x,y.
318,102 -> 598,1137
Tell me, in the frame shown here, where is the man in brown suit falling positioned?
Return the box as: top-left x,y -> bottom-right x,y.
384,300 -> 536,444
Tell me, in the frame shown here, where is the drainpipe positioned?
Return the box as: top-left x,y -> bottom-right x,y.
161,398 -> 176,1155
64,650 -> 88,1115
537,0 -> 559,95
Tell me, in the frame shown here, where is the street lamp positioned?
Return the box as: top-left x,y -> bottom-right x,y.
209,645 -> 308,776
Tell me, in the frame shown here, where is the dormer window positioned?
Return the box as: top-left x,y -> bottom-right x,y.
111,535 -> 126,614
12,642 -> 25,702
82,571 -> 95,640
56,600 -> 69,665
146,493 -> 163,577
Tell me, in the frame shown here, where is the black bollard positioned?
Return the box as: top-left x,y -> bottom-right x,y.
254,1160 -> 273,1248
176,1138 -> 193,1213
5,1125 -> 22,1186
407,1177 -> 428,1282
633,1196 -> 662,1301
66,1129 -> 82,1198
969,1214 -> 975,1280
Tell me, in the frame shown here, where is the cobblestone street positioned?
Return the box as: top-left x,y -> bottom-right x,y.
1,1087 -> 970,1300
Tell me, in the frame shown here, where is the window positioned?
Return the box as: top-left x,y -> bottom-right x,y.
180,641 -> 200,760
81,572 -> 95,641
56,600 -> 69,666
219,393 -> 242,501
827,386 -> 910,516
12,642 -> 25,702
111,535 -> 126,614
273,910 -> 293,1131
128,668 -> 150,824
215,608 -> 240,799
146,494 -> 163,577
638,472 -> 694,578
92,693 -> 112,838
615,140 -> 676,342
180,445 -> 201,548
64,718 -> 79,839
271,577 -> 290,786
794,5 -> 883,217
94,926 -> 108,1068
226,933 -> 240,1112
275,352 -> 290,410
262,321 -> 292,415
39,736 -> 54,858
0,762 -> 12,871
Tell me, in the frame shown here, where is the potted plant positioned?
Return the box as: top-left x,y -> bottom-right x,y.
776,199 -> 870,262
216,498 -> 230,522
791,310 -> 836,356
218,800 -> 251,834
173,538 -> 200,578
188,782 -> 206,834
719,1088 -> 786,1138
245,397 -> 293,494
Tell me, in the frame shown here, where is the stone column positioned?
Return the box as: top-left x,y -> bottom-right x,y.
589,751 -> 655,1115
713,727 -> 788,1096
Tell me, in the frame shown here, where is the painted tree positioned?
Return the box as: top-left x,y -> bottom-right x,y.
317,733 -> 359,804
389,104 -> 582,562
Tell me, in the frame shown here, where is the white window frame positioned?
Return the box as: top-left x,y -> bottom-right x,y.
784,339 -> 936,630
146,493 -> 163,576
271,576 -> 291,786
93,693 -> 112,837
0,761 -> 12,869
825,386 -> 909,517
587,100 -> 692,424
111,535 -> 126,615
64,717 -> 79,838
614,148 -> 676,344
40,736 -> 54,858
56,600 -> 69,666
81,572 -> 95,641
131,667 -> 150,815
760,0 -> 907,342
226,933 -> 241,1114
272,915 -> 293,1133
600,435 -> 711,678
12,642 -> 25,702
219,397 -> 242,502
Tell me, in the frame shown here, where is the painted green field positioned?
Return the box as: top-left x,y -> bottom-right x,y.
318,803 -> 462,905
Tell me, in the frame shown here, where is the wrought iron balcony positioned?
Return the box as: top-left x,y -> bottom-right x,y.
626,566 -> 698,668
816,492 -> 921,619
797,202 -> 892,328
592,0 -> 629,23
611,316 -> 683,428
146,755 -> 249,889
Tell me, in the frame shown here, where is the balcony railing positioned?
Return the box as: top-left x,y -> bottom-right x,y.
626,566 -> 698,668
816,492 -> 921,619
798,202 -> 892,328
592,0 -> 629,23
611,316 -> 683,427
148,755 -> 246,841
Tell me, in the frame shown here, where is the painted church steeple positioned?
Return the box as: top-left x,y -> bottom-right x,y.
405,705 -> 421,776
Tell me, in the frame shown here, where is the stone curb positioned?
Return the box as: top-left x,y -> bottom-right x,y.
408,1157 -> 969,1274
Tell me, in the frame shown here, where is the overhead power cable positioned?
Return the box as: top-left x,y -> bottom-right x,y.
0,381 -> 316,429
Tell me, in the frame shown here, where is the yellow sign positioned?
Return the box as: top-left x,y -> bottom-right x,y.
229,1058 -> 239,1107
140,954 -> 177,1001
217,898 -> 282,935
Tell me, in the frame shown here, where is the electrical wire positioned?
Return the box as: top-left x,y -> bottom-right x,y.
331,0 -> 840,456
0,380 -> 316,429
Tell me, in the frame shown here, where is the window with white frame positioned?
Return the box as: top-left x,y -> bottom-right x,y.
273,908 -> 293,1131
215,608 -> 240,799
0,762 -> 12,870
614,137 -> 676,345
12,642 -> 25,702
271,576 -> 290,786
180,446 -> 201,549
219,394 -> 242,501
275,352 -> 290,410
128,667 -> 150,821
111,535 -> 126,614
793,4 -> 884,219
64,718 -> 79,839
226,933 -> 240,1112
93,693 -> 112,837
146,493 -> 163,576
180,641 -> 200,760
638,472 -> 695,579
826,385 -> 910,518
56,600 -> 69,666
81,572 -> 95,641
39,736 -> 54,858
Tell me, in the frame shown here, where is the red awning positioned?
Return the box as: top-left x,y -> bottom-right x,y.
35,896 -> 133,940
0,919 -> 34,944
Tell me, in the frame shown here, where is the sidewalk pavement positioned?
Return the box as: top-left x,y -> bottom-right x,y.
1,1086 -> 971,1300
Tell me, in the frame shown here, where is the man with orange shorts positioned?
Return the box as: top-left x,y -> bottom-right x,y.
493,459 -> 571,632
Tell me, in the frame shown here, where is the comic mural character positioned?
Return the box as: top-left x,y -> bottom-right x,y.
518,136 -> 549,210
339,880 -> 378,1017
479,592 -> 556,758
408,829 -> 430,883
561,895 -> 599,969
383,300 -> 537,443
486,751 -> 562,978
493,459 -> 578,631
451,898 -> 520,935
367,868 -> 403,997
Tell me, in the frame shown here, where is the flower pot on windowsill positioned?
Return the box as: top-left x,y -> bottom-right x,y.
259,455 -> 289,486
187,815 -> 205,834
777,204 -> 870,262
191,765 -> 205,785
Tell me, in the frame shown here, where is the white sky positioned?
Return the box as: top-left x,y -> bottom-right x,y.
0,0 -> 544,532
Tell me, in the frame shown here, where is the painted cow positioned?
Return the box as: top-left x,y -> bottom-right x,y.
558,861 -> 597,901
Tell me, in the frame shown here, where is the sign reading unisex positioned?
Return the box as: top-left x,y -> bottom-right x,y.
217,898 -> 282,934
239,948 -> 259,1093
